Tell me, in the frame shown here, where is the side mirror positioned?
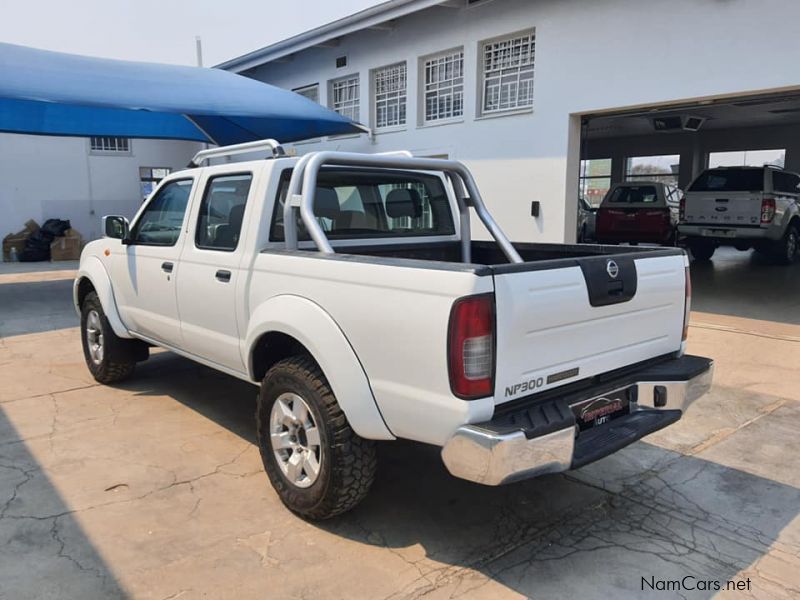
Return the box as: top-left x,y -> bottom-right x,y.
102,215 -> 130,241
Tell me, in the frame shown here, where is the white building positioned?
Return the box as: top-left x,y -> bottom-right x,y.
219,0 -> 800,243
0,134 -> 200,241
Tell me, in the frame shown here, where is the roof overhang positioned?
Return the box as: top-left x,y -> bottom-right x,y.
216,0 -> 451,73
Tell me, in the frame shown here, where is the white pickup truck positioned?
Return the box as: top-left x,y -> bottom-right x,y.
74,140 -> 713,520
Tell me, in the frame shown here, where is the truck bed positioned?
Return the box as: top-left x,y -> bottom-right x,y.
312,240 -> 684,272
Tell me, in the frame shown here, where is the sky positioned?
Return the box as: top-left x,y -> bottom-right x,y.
0,0 -> 386,67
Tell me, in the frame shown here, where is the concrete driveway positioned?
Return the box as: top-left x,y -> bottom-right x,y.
1,249 -> 799,599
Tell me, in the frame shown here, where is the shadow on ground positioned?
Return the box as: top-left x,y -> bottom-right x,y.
117,351 -> 800,599
0,408 -> 127,599
0,279 -> 77,338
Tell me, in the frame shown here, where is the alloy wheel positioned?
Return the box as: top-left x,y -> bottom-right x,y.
269,392 -> 322,488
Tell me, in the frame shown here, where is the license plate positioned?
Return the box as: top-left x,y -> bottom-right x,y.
702,228 -> 737,238
570,387 -> 631,431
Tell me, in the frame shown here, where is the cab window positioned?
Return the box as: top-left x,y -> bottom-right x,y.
270,168 -> 455,242
195,174 -> 253,251
129,179 -> 193,246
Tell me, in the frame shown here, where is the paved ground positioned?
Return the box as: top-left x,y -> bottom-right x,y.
0,249 -> 799,599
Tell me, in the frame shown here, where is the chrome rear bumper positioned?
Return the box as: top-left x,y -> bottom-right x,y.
441,356 -> 713,486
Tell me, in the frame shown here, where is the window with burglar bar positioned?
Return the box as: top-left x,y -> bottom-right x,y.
423,50 -> 464,123
330,76 -> 360,121
373,63 -> 407,129
480,31 -> 535,114
90,137 -> 130,153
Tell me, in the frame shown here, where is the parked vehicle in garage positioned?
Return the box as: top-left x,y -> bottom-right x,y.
73,141 -> 712,520
595,181 -> 681,246
577,196 -> 597,242
679,165 -> 800,263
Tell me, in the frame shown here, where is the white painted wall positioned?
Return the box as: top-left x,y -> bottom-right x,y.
0,134 -> 201,243
242,0 -> 800,243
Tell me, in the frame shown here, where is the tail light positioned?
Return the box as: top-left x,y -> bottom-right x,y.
679,196 -> 686,221
761,198 -> 776,224
682,266 -> 692,343
448,294 -> 495,399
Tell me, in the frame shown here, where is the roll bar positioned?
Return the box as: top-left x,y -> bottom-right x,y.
284,151 -> 523,264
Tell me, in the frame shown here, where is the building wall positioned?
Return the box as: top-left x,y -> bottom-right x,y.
243,0 -> 800,243
0,134 -> 202,242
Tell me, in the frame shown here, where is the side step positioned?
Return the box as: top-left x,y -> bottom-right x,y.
571,408 -> 681,469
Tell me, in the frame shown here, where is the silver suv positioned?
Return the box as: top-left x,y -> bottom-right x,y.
679,165 -> 800,264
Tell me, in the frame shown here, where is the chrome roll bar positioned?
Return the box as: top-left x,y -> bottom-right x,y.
284,151 -> 523,264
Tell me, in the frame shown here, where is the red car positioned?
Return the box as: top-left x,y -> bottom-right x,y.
595,181 -> 681,245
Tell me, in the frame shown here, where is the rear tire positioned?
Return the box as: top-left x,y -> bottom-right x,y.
256,355 -> 377,520
772,223 -> 799,265
80,292 -> 137,384
688,240 -> 716,261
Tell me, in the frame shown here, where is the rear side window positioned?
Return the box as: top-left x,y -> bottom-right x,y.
270,168 -> 456,242
689,169 -> 764,192
605,185 -> 659,205
772,171 -> 800,194
195,173 -> 253,251
130,179 -> 193,246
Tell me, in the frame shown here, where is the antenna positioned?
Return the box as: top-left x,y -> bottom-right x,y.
195,36 -> 203,67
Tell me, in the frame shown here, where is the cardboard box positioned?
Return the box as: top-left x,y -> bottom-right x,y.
2,219 -> 40,261
50,228 -> 83,261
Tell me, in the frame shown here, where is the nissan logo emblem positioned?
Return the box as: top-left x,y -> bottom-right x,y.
606,260 -> 619,278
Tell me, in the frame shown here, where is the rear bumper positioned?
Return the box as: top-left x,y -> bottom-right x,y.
679,224 -> 779,242
441,355 -> 713,485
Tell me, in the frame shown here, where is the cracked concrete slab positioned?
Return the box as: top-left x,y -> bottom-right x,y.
1,254 -> 799,599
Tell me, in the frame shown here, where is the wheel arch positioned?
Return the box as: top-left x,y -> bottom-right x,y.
73,256 -> 132,338
245,295 -> 394,441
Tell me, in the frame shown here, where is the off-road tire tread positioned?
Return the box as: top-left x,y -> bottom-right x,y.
256,355 -> 377,520
80,292 -> 136,384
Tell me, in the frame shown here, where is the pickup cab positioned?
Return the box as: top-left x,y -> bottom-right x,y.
679,165 -> 800,263
74,140 -> 713,520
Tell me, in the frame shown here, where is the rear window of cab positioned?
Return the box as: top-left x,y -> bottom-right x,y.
689,169 -> 765,192
605,185 -> 659,205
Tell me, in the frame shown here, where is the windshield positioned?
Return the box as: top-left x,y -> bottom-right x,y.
270,168 -> 456,241
689,169 -> 765,192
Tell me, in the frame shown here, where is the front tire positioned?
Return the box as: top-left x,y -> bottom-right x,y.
256,355 -> 377,520
80,291 -> 137,384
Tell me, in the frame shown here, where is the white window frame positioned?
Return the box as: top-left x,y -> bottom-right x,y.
420,48 -> 464,126
293,83 -> 320,104
372,62 -> 408,131
89,136 -> 131,155
479,29 -> 535,116
328,75 -> 360,122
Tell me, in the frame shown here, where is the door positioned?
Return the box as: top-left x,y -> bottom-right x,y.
110,178 -> 195,346
177,172 -> 254,372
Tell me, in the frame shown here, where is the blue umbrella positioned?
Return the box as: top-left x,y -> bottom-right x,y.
0,42 -> 365,145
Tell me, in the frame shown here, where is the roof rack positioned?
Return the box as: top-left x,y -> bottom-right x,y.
188,138 -> 285,167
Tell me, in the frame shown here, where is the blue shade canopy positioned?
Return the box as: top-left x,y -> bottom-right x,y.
0,42 -> 364,144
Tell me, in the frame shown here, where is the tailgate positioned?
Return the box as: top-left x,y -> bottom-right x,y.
684,191 -> 763,226
492,253 -> 686,404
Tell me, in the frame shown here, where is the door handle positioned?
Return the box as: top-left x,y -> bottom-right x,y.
215,269 -> 231,282
161,261 -> 174,273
